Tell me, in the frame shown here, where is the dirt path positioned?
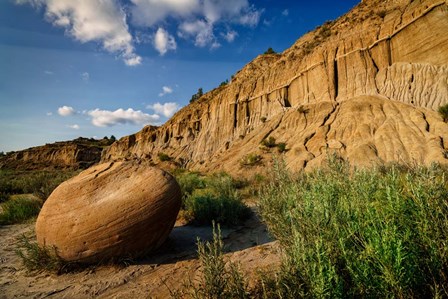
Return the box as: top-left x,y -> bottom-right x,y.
0,214 -> 280,298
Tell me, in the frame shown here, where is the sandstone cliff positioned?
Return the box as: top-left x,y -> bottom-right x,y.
103,0 -> 448,174
0,137 -> 112,170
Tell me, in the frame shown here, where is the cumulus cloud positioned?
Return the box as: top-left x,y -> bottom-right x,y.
159,86 -> 173,97
147,102 -> 180,118
154,27 -> 177,55
68,124 -> 80,129
222,30 -> 238,42
16,0 -> 141,66
131,0 -> 262,49
88,108 -> 159,127
58,106 -> 75,116
282,9 -> 289,16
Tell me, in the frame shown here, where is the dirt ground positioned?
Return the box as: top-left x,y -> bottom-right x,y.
0,212 -> 280,298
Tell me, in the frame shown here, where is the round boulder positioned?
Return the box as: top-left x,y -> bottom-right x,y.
36,161 -> 182,263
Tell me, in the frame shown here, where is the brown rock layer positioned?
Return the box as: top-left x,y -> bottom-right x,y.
102,0 -> 448,173
36,161 -> 182,263
0,137 -> 112,170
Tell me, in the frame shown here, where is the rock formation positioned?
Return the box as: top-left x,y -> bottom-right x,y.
0,137 -> 113,170
102,0 -> 448,174
35,161 -> 182,263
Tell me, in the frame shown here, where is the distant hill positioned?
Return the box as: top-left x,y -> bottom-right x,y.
102,0 -> 448,174
0,137 -> 115,170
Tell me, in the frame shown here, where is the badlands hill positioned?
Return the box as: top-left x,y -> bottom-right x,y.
0,137 -> 113,170
102,0 -> 448,174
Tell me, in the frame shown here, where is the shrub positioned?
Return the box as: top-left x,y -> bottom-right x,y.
259,159 -> 448,297
176,224 -> 249,298
377,10 -> 387,18
261,136 -> 276,148
158,152 -> 172,162
16,234 -> 66,273
260,117 -> 267,123
277,142 -> 287,153
264,47 -> 276,55
438,103 -> 448,122
185,193 -> 250,227
0,197 -> 42,225
240,154 -> 262,167
175,171 -> 206,199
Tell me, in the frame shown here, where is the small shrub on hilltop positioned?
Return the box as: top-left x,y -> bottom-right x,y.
264,47 -> 276,55
438,103 -> 448,122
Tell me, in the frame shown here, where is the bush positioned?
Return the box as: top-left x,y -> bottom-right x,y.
259,159 -> 448,297
260,117 -> 267,123
261,136 -> 276,148
175,224 -> 249,298
277,142 -> 287,153
438,103 -> 448,122
16,234 -> 66,273
158,152 -> 172,162
264,47 -> 276,55
176,172 -> 206,199
240,154 -> 262,167
0,197 -> 42,225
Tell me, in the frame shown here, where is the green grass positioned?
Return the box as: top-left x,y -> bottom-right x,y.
173,223 -> 249,299
0,196 -> 42,225
175,172 -> 251,227
258,158 -> 448,298
0,169 -> 78,201
438,103 -> 448,122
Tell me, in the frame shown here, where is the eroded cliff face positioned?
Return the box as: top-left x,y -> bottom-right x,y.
0,138 -> 110,170
103,0 -> 448,174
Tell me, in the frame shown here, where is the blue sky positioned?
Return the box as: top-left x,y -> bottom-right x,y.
0,0 -> 359,152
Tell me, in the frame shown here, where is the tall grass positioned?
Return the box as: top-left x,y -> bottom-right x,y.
0,197 -> 42,225
176,172 -> 251,226
174,223 -> 249,299
259,158 -> 448,298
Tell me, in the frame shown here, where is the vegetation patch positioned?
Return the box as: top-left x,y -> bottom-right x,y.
438,103 -> 448,122
0,196 -> 42,225
157,152 -> 172,162
240,154 -> 262,167
258,158 -> 448,298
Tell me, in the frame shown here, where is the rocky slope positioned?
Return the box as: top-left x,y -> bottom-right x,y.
103,0 -> 448,174
0,137 -> 113,170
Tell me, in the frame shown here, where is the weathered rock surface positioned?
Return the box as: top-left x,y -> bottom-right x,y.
0,137 -> 113,170
102,0 -> 448,173
35,161 -> 182,263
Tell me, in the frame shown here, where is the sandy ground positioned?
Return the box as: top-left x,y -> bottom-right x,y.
0,212 -> 280,298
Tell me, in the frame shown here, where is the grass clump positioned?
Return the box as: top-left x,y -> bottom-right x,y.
0,197 -> 42,225
158,152 -> 172,162
184,173 -> 251,226
261,136 -> 277,148
240,154 -> 262,167
16,234 -> 66,273
259,158 -> 448,298
175,223 -> 249,299
438,103 -> 448,122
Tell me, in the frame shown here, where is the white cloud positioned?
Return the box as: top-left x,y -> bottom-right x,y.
159,86 -> 173,97
81,72 -> 89,82
147,102 -> 180,118
88,108 -> 160,127
178,20 -> 215,47
58,105 -> 75,116
154,27 -> 177,55
46,112 -> 53,116
16,0 -> 142,66
68,124 -> 80,129
131,0 -> 262,49
222,30 -> 238,42
44,70 -> 53,75
282,9 -> 289,16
